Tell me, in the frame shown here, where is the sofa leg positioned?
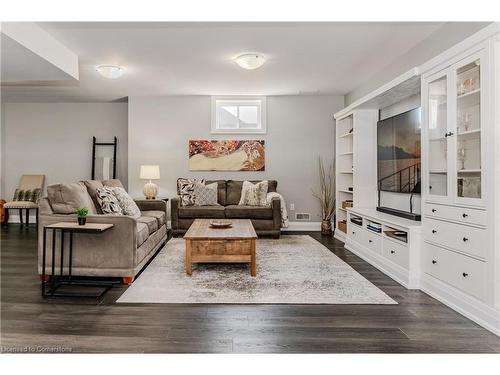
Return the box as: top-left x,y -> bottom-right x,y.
122,276 -> 134,285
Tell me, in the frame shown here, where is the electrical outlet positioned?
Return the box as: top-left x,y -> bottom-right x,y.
290,203 -> 295,211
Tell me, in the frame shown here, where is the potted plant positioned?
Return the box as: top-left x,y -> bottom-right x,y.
312,157 -> 336,235
75,207 -> 89,226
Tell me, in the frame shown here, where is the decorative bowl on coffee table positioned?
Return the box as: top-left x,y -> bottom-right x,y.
209,220 -> 232,229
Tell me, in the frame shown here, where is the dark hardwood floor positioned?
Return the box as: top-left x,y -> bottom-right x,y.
2,224 -> 500,353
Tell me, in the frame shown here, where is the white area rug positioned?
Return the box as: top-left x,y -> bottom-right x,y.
117,235 -> 396,304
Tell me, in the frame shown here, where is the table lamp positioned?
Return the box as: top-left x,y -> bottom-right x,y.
140,165 -> 160,199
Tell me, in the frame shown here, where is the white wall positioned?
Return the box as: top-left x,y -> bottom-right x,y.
1,103 -> 128,205
128,95 -> 344,223
346,22 -> 491,105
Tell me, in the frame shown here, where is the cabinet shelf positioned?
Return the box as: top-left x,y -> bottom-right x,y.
457,128 -> 481,140
430,170 -> 447,174
338,152 -> 353,156
457,88 -> 480,108
338,132 -> 354,139
457,88 -> 480,99
338,171 -> 353,174
458,169 -> 481,173
338,189 -> 353,194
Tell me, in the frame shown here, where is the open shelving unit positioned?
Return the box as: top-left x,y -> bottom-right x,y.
334,108 -> 378,242
334,114 -> 354,240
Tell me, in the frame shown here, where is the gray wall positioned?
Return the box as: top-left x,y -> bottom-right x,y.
345,22 -> 491,105
128,95 -> 344,223
1,103 -> 128,201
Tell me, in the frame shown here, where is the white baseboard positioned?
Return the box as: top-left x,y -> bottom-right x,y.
420,273 -> 500,336
8,214 -> 38,224
5,218 -> 323,231
282,221 -> 322,231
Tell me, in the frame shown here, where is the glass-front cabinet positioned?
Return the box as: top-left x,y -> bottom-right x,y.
423,49 -> 486,206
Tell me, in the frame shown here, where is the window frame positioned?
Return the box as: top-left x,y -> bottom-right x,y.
211,96 -> 267,134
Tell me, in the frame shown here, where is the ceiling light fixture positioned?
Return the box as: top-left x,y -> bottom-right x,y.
234,53 -> 266,70
96,65 -> 124,79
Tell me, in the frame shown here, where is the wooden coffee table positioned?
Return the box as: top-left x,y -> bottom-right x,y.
184,219 -> 257,277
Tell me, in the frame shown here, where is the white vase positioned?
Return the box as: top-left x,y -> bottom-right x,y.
143,180 -> 159,199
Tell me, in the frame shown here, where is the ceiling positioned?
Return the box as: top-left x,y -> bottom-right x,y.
0,33 -> 76,85
1,22 -> 448,102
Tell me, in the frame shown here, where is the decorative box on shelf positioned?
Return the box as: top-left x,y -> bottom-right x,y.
337,220 -> 347,233
342,200 -> 353,209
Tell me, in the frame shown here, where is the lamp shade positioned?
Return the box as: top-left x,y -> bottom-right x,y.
140,165 -> 160,180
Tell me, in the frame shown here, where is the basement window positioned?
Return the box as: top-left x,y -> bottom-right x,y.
211,96 -> 267,134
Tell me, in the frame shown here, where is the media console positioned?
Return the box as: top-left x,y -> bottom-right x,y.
345,207 -> 421,289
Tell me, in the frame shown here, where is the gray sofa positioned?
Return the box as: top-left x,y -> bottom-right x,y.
37,179 -> 168,284
171,179 -> 281,238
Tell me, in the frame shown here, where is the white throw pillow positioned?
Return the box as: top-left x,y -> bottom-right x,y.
193,182 -> 219,206
96,187 -> 123,215
239,180 -> 268,206
110,187 -> 141,219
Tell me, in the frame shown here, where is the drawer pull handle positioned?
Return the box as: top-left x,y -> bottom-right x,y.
462,272 -> 469,278
462,213 -> 468,218
352,231 -> 355,235
390,250 -> 395,254
432,230 -> 437,234
431,209 -> 437,213
463,237 -> 469,242
432,260 -> 437,264
368,240 -> 373,243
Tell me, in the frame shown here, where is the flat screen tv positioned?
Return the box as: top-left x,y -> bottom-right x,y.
377,108 -> 421,195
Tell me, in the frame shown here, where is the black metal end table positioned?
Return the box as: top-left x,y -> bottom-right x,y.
41,222 -> 115,299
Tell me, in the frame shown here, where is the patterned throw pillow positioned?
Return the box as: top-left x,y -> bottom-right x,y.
13,189 -> 23,201
177,178 -> 205,206
13,188 -> 41,203
238,180 -> 269,206
193,182 -> 219,206
110,187 -> 141,219
96,187 -> 123,215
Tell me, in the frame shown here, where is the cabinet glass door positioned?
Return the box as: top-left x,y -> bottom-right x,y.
455,58 -> 481,200
427,75 -> 448,197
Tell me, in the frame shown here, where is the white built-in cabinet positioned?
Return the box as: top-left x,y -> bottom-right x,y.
333,24 -> 500,336
420,35 -> 500,334
423,49 -> 486,206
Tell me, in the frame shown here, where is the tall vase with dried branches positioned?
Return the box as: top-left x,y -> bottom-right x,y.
312,157 -> 336,235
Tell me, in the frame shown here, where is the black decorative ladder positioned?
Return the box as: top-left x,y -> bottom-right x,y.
91,136 -> 117,180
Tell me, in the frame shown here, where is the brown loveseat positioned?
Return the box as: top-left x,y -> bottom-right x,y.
37,179 -> 168,284
171,180 -> 281,238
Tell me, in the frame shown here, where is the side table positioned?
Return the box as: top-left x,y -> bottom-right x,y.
42,222 -> 115,298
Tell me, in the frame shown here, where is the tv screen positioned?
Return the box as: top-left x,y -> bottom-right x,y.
377,108 -> 421,194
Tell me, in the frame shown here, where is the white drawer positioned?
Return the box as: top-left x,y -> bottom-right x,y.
423,203 -> 486,226
348,221 -> 365,243
382,238 -> 409,269
423,218 -> 487,259
363,228 -> 382,254
423,242 -> 487,302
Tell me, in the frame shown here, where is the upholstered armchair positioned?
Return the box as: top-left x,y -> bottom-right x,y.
4,175 -> 45,227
